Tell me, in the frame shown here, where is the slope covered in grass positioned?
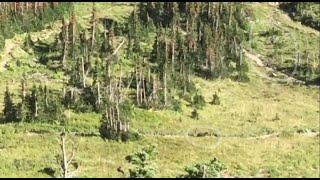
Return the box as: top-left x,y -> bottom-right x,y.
0,2 -> 319,178
247,3 -> 319,83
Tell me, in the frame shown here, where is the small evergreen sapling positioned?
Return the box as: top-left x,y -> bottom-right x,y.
125,145 -> 157,178
3,86 -> 17,122
192,93 -> 206,110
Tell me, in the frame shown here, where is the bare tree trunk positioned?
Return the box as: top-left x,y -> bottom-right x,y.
112,108 -> 116,133
215,14 -> 219,33
59,129 -> 78,178
34,91 -> 38,118
71,88 -> 74,102
108,65 -> 112,101
186,2 -> 189,33
34,2 -> 37,15
44,86 -> 48,107
21,79 -> 26,101
164,35 -> 168,106
63,87 -> 66,100
21,2 -> 24,15
62,22 -> 69,69
139,69 -> 143,104
136,66 -> 140,105
164,63 -> 167,106
203,165 -> 206,178
119,64 -> 123,102
171,39 -> 175,72
71,11 -> 76,46
109,107 -> 113,129
14,2 -> 17,14
292,53 -> 299,76
91,3 -> 96,51
97,81 -> 101,105
61,131 -> 68,178
228,5 -> 232,26
313,53 -> 317,70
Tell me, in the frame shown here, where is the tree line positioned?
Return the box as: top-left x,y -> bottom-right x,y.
1,2 -> 250,141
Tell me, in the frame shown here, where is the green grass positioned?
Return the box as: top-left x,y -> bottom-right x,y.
0,57 -> 318,177
0,127 -> 318,177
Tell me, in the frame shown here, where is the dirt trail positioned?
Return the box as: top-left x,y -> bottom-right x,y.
144,131 -> 319,139
23,130 -> 320,139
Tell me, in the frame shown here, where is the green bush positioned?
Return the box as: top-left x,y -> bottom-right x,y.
180,158 -> 226,178
191,109 -> 199,120
171,99 -> 182,112
99,125 -> 141,142
121,130 -> 142,142
210,93 -> 221,105
260,27 -> 282,37
192,94 -> 206,110
125,145 -> 157,178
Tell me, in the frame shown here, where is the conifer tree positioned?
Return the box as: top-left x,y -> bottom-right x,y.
2,85 -> 17,122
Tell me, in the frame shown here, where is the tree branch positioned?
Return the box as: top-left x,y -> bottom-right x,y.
112,39 -> 126,56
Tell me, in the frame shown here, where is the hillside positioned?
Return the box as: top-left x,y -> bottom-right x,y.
0,2 -> 319,178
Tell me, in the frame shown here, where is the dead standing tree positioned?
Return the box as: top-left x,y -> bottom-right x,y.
58,128 -> 80,178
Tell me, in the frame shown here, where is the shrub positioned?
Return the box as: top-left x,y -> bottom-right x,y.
121,130 -> 141,142
125,145 -> 157,178
171,99 -> 182,112
99,124 -> 141,142
191,109 -> 199,120
180,158 -> 226,178
192,93 -> 206,110
210,93 -> 221,105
